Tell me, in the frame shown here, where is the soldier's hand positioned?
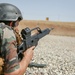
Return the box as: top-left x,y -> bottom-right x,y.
23,46 -> 35,62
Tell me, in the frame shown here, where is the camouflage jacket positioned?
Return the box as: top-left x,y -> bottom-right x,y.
0,23 -> 20,74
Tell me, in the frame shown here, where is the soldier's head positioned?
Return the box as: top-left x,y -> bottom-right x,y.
0,3 -> 23,27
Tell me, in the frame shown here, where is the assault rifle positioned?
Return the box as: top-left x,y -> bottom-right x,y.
17,27 -> 53,68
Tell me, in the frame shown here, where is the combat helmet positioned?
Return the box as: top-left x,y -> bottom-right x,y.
0,3 -> 23,21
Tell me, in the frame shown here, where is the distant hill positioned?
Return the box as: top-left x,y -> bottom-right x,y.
18,20 -> 75,37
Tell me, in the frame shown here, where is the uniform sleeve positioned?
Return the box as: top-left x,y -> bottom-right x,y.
2,27 -> 20,73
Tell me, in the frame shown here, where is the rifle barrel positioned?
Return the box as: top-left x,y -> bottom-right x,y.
37,28 -> 53,39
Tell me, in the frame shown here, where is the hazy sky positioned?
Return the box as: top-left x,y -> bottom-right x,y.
0,0 -> 75,22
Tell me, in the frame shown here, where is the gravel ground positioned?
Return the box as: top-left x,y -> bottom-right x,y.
25,35 -> 75,75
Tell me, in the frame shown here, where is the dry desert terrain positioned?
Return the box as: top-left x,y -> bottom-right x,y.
18,20 -> 75,75
19,20 -> 75,37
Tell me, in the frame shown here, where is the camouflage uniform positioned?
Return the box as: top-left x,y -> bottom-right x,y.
0,23 -> 20,74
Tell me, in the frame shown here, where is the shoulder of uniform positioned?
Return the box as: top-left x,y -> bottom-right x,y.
0,23 -> 12,30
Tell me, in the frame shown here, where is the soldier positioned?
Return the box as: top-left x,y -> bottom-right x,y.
0,3 -> 35,75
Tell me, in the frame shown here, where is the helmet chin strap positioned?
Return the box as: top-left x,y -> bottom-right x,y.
10,21 -> 16,27
9,21 -> 19,32
9,21 -> 13,27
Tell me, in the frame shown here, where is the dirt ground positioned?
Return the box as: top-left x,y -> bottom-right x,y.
18,20 -> 75,37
